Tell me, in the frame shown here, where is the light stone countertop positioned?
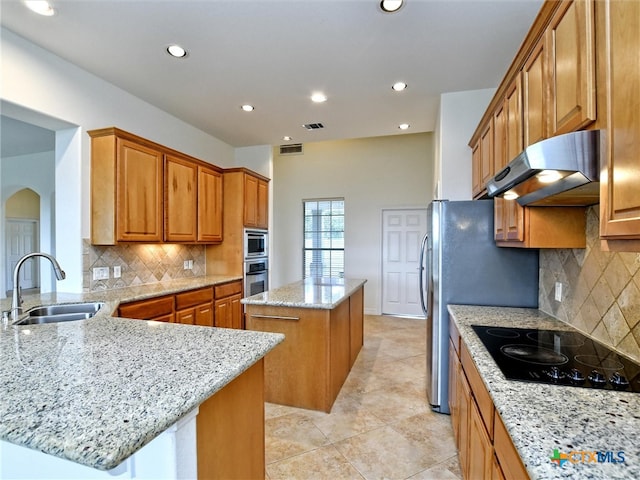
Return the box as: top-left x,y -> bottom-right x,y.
241,277 -> 367,309
448,304 -> 640,480
0,275 -> 284,471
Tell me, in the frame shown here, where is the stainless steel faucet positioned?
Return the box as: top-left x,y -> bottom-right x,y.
10,252 -> 66,323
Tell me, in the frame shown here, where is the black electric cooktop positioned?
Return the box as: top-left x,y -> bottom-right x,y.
472,325 -> 640,393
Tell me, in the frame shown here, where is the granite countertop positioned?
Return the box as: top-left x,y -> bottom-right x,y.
0,274 -> 243,319
448,304 -> 640,480
241,277 -> 367,309
0,275 -> 284,471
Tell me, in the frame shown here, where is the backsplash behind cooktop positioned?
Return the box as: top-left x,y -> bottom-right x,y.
539,206 -> 640,363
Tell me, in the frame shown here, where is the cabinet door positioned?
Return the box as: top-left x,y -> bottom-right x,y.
165,154 -> 198,242
176,307 -> 196,325
195,302 -> 214,327
522,39 -> 547,147
480,120 -> 494,190
505,75 -> 523,163
229,294 -> 243,329
471,140 -> 483,198
243,174 -> 259,227
493,102 -> 507,173
600,0 -> 640,241
116,139 -> 163,242
547,0 -> 596,136
457,367 -> 471,478
257,179 -> 269,229
215,297 -> 232,328
468,400 -> 493,480
448,340 -> 460,445
505,199 -> 525,242
198,166 -> 223,243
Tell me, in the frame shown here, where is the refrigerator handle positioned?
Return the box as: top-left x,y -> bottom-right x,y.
419,233 -> 429,315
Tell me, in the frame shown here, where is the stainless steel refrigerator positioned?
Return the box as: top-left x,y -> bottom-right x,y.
419,199 -> 539,414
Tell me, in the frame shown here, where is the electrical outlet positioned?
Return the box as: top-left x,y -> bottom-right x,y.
113,266 -> 121,278
555,282 -> 563,302
183,260 -> 193,270
92,267 -> 109,280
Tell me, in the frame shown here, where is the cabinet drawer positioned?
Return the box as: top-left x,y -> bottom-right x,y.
214,281 -> 242,299
494,411 -> 530,480
118,296 -> 174,319
461,340 -> 495,439
175,287 -> 213,310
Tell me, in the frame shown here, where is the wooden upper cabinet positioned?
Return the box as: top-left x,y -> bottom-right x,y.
244,174 -> 259,227
493,102 -> 507,173
522,40 -> 547,147
600,0 -> 640,247
257,178 -> 269,229
117,139 -> 164,242
165,154 -> 198,242
90,130 -> 164,245
89,127 -> 223,245
471,140 -> 483,198
505,75 -> 523,163
244,173 -> 269,229
547,0 -> 596,136
471,120 -> 494,199
198,166 -> 223,243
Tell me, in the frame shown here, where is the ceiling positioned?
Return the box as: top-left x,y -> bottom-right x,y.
0,0 -> 543,149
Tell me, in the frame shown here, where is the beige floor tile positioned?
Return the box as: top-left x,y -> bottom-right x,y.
265,412 -> 330,464
334,425 -> 436,480
267,445 -> 365,480
408,455 -> 463,479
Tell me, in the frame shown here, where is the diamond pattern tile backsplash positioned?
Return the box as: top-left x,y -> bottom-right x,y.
539,206 -> 640,363
83,239 -> 206,292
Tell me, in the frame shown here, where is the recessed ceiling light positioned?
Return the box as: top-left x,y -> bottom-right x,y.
392,82 -> 407,92
24,1 -> 55,16
283,136 -> 292,141
380,0 -> 404,13
166,44 -> 188,58
241,104 -> 255,112
398,123 -> 410,130
311,92 -> 327,103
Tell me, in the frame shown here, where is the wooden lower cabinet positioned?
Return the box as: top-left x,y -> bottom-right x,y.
213,280 -> 243,329
117,284 -> 242,329
196,358 -> 265,480
449,320 -> 530,480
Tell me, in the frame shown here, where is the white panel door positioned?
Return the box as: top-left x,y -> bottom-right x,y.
5,220 -> 39,292
382,208 -> 427,316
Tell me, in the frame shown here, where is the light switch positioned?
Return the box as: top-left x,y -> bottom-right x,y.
555,282 -> 563,302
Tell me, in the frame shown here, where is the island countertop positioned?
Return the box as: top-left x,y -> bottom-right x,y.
448,304 -> 640,480
0,275 -> 284,471
241,277 -> 367,309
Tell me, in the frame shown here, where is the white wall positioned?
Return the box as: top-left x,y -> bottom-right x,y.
434,89 -> 495,200
1,28 -> 235,293
272,133 -> 433,314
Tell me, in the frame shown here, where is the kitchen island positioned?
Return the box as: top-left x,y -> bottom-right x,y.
0,276 -> 284,479
449,304 -> 640,480
243,277 -> 366,412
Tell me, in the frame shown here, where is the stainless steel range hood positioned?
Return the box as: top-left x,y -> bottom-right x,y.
486,130 -> 602,206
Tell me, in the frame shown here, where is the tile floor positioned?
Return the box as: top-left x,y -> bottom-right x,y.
264,314 -> 462,480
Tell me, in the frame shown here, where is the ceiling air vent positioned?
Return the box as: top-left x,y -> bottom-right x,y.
279,143 -> 304,156
302,122 -> 324,130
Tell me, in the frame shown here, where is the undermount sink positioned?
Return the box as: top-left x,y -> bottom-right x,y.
15,302 -> 105,325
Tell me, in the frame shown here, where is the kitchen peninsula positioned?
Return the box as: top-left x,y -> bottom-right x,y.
0,276 -> 284,480
243,277 -> 366,412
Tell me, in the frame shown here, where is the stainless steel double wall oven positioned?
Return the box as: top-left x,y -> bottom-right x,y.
244,229 -> 268,296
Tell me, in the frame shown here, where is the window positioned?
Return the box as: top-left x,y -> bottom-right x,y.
303,199 -> 344,278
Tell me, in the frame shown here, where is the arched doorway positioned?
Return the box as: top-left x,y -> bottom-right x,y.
5,188 -> 40,295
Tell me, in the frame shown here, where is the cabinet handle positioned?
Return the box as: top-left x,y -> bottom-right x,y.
249,314 -> 300,321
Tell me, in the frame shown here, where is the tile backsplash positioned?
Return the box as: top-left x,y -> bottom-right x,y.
539,206 -> 640,362
83,239 -> 205,292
